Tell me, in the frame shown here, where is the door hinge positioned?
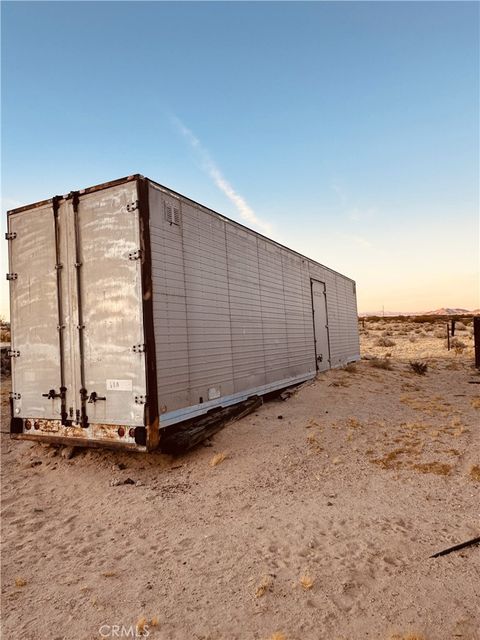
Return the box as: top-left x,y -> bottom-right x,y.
7,349 -> 20,358
128,249 -> 142,261
5,232 -> 17,240
9,392 -> 21,400
126,200 -> 139,212
132,344 -> 145,353
6,273 -> 18,281
135,395 -> 147,404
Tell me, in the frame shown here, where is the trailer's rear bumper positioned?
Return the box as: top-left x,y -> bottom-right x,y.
11,432 -> 147,452
10,418 -> 149,452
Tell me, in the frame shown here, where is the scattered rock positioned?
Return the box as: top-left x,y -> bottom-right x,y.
60,446 -> 76,460
135,480 -> 144,487
30,459 -> 42,467
110,477 -> 136,487
277,415 -> 283,420
112,462 -> 127,471
327,501 -> 334,506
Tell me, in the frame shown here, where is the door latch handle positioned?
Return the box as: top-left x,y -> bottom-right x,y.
317,354 -> 323,362
88,392 -> 106,403
42,389 -> 61,399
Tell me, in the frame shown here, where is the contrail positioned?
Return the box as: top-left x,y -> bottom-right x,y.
172,116 -> 272,234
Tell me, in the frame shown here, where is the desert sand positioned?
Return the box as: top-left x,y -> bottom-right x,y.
1,318 -> 479,640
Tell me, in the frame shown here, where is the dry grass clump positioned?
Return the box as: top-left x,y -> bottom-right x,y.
343,362 -> 357,373
329,379 -> 349,387
136,617 -> 148,634
390,634 -> 427,640
14,577 -> 27,588
412,461 -> 452,476
409,361 -> 428,375
469,465 -> 480,482
346,417 -> 362,428
307,434 -> 323,453
369,357 -> 393,370
434,329 -> 446,339
400,394 -> 451,414
209,452 -> 227,467
408,336 -> 417,343
268,633 -> 287,640
470,397 -> 480,409
255,575 -> 273,597
300,575 -> 314,590
375,337 -> 396,347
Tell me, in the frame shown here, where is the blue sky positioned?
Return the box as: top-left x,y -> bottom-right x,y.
1,1 -> 479,316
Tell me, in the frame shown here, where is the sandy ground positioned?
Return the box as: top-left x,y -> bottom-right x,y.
1,318 -> 479,640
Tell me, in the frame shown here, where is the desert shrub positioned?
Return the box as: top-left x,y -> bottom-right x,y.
374,337 -> 396,347
455,321 -> 466,330
0,324 -> 10,342
408,336 -> 417,343
343,362 -> 357,373
448,337 -> 466,353
410,361 -> 428,375
381,330 -> 392,337
434,329 -> 446,339
369,358 -> 393,370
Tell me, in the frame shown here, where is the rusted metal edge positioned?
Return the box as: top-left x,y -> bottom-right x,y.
6,174 -> 142,215
52,196 -> 68,425
11,432 -> 146,452
68,190 -> 88,428
137,177 -> 159,451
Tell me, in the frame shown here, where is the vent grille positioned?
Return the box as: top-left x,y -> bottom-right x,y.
164,202 -> 181,226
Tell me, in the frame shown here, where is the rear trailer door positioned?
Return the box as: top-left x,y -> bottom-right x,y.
76,183 -> 147,428
8,180 -> 149,449
8,206 -> 63,421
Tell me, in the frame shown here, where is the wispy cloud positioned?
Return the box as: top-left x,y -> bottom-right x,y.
172,116 -> 272,234
331,182 -> 376,223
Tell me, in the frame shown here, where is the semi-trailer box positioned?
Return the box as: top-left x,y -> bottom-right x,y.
6,175 -> 360,451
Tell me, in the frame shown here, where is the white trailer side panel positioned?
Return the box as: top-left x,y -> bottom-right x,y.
148,182 -> 360,426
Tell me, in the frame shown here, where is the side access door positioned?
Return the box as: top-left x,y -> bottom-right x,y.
311,280 -> 331,372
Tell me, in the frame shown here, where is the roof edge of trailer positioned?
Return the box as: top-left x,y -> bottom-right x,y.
147,177 -> 357,286
6,174 -> 142,215
6,173 -> 357,285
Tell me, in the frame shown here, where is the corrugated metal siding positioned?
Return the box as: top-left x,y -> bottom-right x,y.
148,183 -> 360,418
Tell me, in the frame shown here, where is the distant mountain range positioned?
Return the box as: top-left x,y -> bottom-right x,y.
360,308 -> 479,317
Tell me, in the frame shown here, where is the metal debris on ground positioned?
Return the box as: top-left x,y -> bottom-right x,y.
430,536 -> 480,558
